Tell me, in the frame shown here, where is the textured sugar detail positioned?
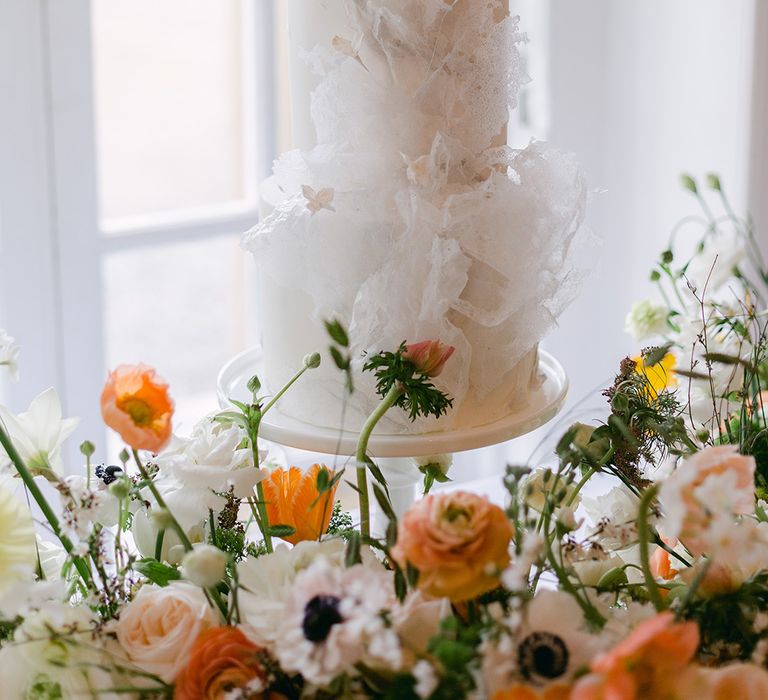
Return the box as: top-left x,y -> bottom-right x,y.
243,0 -> 588,431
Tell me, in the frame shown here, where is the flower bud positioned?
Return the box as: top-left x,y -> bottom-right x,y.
149,508 -> 175,530
706,173 -> 721,191
79,441 -> 95,458
680,173 -> 698,194
181,544 -> 228,588
303,352 -> 322,369
403,340 -> 455,378
414,453 -> 452,477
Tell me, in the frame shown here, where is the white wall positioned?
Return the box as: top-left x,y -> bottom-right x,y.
543,0 -> 756,406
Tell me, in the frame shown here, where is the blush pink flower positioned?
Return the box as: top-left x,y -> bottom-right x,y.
572,611 -> 699,700
659,445 -> 755,555
391,491 -> 513,602
403,340 -> 455,378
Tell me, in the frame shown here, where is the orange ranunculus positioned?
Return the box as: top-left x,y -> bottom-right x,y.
403,340 -> 455,378
492,684 -> 572,700
572,611 -> 699,700
391,490 -> 513,602
101,364 -> 173,453
174,626 -> 284,700
262,465 -> 337,545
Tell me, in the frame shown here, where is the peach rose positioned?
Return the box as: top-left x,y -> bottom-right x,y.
707,663 -> 768,699
391,491 -> 513,601
116,582 -> 220,683
660,445 -> 755,554
174,626 -> 286,700
262,465 -> 337,545
572,611 -> 699,700
101,363 -> 174,452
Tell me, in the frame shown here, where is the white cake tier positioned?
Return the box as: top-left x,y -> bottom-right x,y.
245,1 -> 587,435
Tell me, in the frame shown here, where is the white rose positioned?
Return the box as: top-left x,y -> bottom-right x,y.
181,544 -> 228,588
116,582 -> 220,683
624,299 -> 667,340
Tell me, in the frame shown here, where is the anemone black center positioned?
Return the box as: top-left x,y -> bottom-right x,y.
302,595 -> 343,643
518,631 -> 569,680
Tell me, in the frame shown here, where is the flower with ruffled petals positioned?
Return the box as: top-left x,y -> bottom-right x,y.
659,445 -> 756,555
174,626 -> 282,700
101,364 -> 173,453
262,465 -> 337,545
392,491 -> 513,601
116,582 -> 219,683
403,340 -> 455,378
572,611 -> 699,700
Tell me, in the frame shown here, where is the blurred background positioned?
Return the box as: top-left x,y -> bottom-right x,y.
0,0 -> 766,473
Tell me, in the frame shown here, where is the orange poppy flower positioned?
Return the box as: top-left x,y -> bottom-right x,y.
262,465 -> 337,545
101,364 -> 174,453
174,626 -> 286,700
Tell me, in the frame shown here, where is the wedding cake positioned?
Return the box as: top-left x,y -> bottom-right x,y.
243,0 -> 587,434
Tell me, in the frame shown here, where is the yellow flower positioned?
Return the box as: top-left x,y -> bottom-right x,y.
0,486 -> 36,595
633,352 -> 676,398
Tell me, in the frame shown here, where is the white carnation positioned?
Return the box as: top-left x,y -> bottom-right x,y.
624,299 -> 668,340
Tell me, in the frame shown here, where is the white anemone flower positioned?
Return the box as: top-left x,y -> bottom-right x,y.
274,558 -> 398,686
0,388 -> 78,473
0,330 -> 20,381
483,590 -> 603,695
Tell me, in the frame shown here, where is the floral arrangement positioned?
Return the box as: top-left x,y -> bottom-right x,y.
0,174 -> 767,699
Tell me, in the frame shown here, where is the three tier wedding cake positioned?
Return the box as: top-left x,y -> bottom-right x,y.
243,0 -> 587,434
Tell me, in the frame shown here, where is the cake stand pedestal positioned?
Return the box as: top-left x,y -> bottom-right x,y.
218,348 -> 568,530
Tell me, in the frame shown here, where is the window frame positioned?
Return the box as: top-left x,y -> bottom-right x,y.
0,0 -> 276,462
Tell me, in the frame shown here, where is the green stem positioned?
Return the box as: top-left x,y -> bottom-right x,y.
638,484 -> 665,611
355,384 -> 403,538
132,449 -> 192,552
249,439 -> 272,554
154,529 -> 166,562
262,364 -> 312,416
0,424 -> 93,587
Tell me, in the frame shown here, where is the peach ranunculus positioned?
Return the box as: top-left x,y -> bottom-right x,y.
174,626 -> 285,700
391,490 -> 513,601
261,464 -> 338,545
659,445 -> 756,555
402,340 -> 455,378
116,582 -> 220,683
101,363 -> 174,452
705,663 -> 768,699
571,611 -> 699,700
492,685 -> 572,700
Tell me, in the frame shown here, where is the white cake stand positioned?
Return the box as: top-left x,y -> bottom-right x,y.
217,347 -> 568,524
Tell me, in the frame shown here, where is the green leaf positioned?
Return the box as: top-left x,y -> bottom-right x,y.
316,467 -> 330,493
365,456 -> 390,498
324,319 -> 350,347
644,343 -> 673,367
329,346 -> 350,371
266,524 -> 297,538
345,531 -> 362,567
372,483 -> 397,525
596,567 -> 628,591
673,369 -> 711,381
133,559 -> 181,587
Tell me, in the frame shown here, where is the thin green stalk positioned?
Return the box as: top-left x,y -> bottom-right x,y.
355,384 -> 403,538
154,529 -> 165,562
250,440 -> 272,554
638,484 -> 665,611
262,364 -> 312,415
132,449 -> 192,552
0,424 -> 93,587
